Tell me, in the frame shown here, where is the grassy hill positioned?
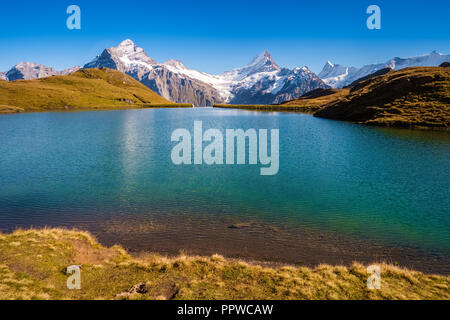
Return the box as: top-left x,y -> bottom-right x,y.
0,228 -> 448,300
276,88 -> 350,113
315,67 -> 450,130
0,68 -> 190,114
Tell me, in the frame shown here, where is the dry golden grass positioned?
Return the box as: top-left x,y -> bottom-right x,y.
278,89 -> 350,112
0,68 -> 190,114
0,228 -> 448,300
315,67 -> 450,130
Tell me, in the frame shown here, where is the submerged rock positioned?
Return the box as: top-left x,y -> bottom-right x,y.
229,223 -> 253,229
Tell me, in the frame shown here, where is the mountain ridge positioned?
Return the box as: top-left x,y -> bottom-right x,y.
320,51 -> 450,88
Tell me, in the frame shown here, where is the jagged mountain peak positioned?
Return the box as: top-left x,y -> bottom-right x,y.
115,39 -> 147,57
247,50 -> 279,70
84,40 -> 156,73
112,39 -> 152,62
221,50 -> 282,83
318,61 -> 348,80
118,39 -> 136,48
250,50 -> 272,63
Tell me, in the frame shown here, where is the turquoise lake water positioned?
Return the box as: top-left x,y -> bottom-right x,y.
0,108 -> 449,272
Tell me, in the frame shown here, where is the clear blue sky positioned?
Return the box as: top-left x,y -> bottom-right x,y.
0,0 -> 449,74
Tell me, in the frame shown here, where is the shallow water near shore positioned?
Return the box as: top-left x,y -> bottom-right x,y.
0,108 -> 449,274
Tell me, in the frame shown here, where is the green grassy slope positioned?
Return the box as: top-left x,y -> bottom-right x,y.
315,67 -> 450,130
0,228 -> 448,300
0,68 -> 189,114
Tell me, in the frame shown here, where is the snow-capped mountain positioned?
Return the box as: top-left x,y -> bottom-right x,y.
320,51 -> 450,88
222,51 -> 281,82
84,40 -> 223,106
0,62 -> 81,81
84,39 -> 156,79
84,40 -> 328,105
221,52 -> 328,104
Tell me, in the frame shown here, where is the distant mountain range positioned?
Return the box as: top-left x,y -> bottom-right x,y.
319,50 -> 450,88
1,40 -> 449,106
0,62 -> 81,82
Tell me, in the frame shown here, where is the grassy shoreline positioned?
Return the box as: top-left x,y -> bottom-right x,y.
0,104 -> 193,115
0,228 -> 448,300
